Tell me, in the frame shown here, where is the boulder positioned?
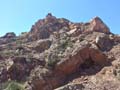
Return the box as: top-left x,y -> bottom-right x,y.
8,56 -> 45,81
67,28 -> 81,37
55,46 -> 107,76
29,66 -> 65,90
95,33 -> 113,51
89,48 -> 107,65
8,57 -> 28,81
32,39 -> 52,53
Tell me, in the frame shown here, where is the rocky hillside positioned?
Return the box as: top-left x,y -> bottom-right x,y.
0,13 -> 120,90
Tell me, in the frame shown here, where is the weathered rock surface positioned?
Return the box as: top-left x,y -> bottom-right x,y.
95,33 -> 113,51
8,56 -> 45,81
32,39 -> 52,53
2,32 -> 16,38
27,13 -> 70,41
0,62 -> 8,83
0,14 -> 120,90
88,17 -> 110,34
0,32 -> 16,45
28,39 -> 107,90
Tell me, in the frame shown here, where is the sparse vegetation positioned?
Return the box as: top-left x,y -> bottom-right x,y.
0,49 -> 21,57
114,64 -> 120,80
58,37 -> 73,51
21,32 -> 27,35
16,40 -> 23,46
0,81 -> 24,90
47,53 -> 60,68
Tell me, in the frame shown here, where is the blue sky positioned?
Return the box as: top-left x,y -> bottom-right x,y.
0,0 -> 120,36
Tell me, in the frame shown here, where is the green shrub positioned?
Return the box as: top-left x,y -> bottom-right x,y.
47,53 -> 60,68
58,40 -> 73,52
16,40 -> 23,46
4,81 -> 24,90
0,50 -> 20,57
47,58 -> 59,68
21,32 -> 27,35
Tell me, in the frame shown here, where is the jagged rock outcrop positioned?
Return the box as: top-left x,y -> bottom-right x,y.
87,17 -> 111,34
0,14 -> 120,90
27,13 -> 70,41
2,32 -> 16,38
27,14 -> 111,43
0,32 -> 16,45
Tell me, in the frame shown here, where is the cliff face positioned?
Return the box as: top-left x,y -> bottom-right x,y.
0,13 -> 120,90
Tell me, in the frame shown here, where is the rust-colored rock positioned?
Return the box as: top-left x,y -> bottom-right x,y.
89,48 -> 107,65
30,42 -> 107,90
0,14 -> 120,90
88,17 -> 111,34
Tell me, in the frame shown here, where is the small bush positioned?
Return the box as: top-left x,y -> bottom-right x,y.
0,81 -> 24,90
0,50 -> 20,57
47,58 -> 59,68
21,32 -> 27,35
47,53 -> 60,68
4,81 -> 24,90
58,40 -> 73,52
